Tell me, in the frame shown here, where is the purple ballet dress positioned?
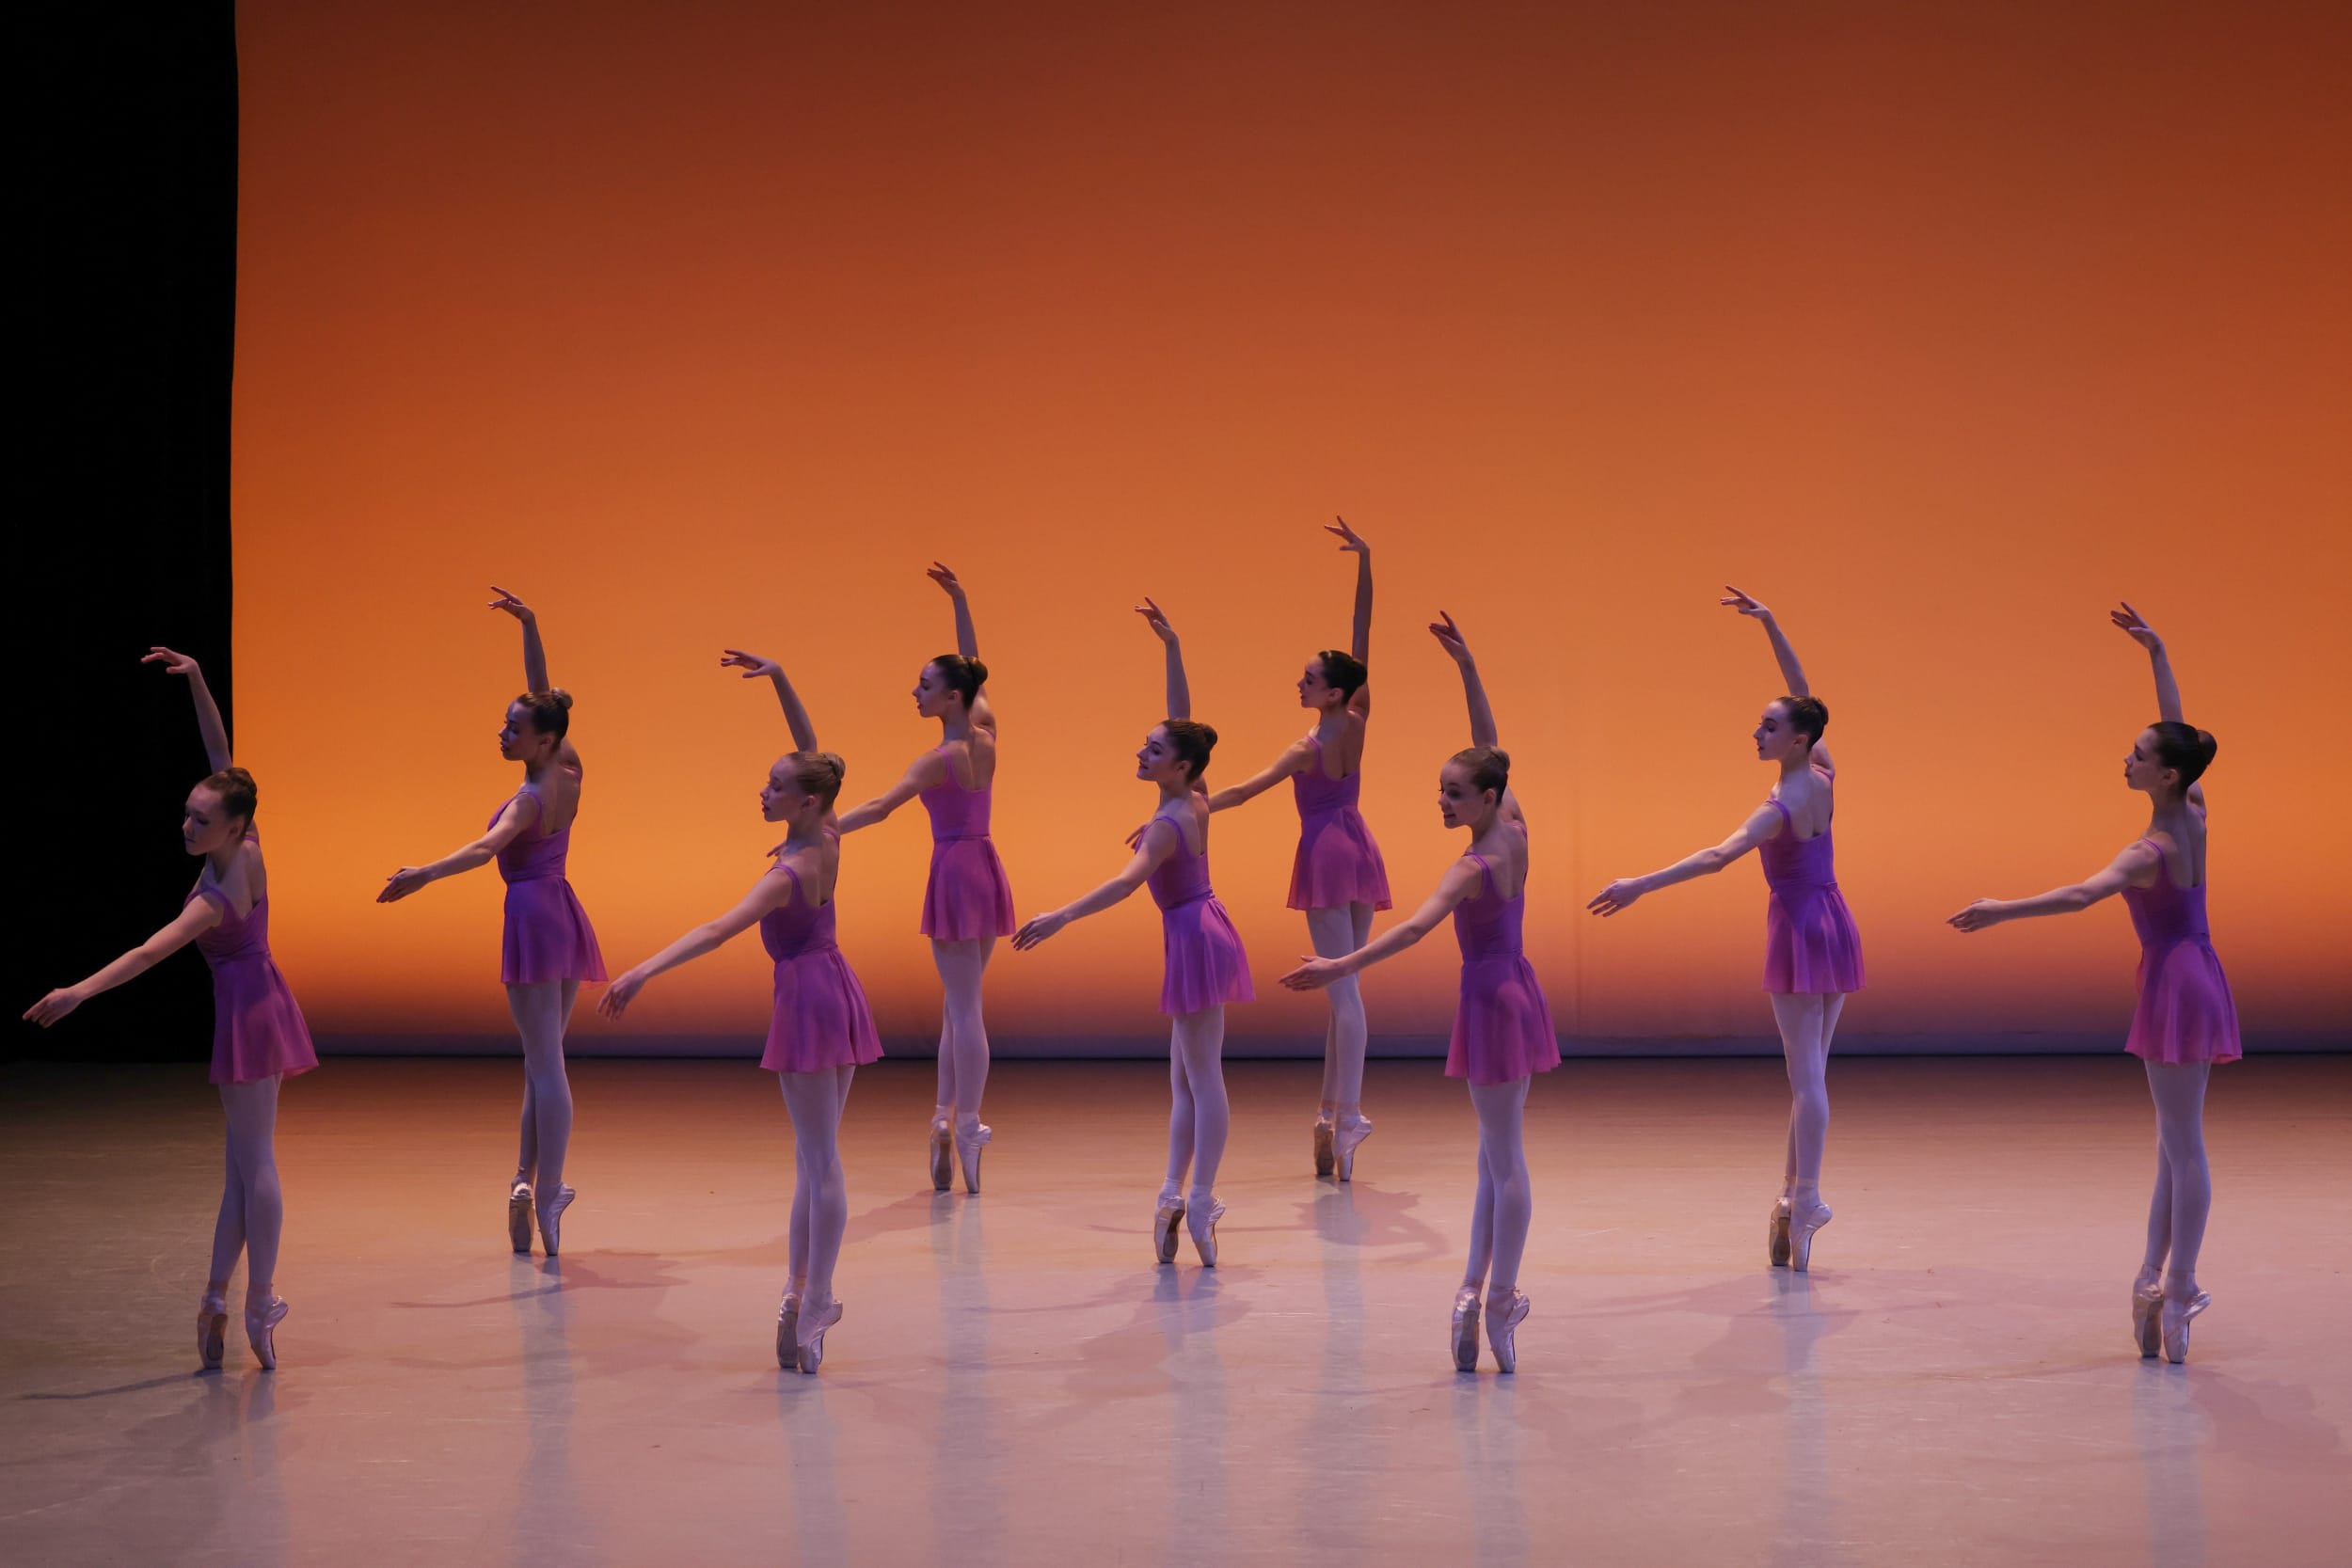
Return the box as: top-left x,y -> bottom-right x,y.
918,743 -> 1016,941
1144,811 -> 1253,1016
1286,733 -> 1392,912
189,861 -> 319,1086
495,785 -> 607,986
2122,838 -> 2241,1067
1758,798 -> 1865,995
1443,851 -> 1561,1085
759,860 -> 884,1074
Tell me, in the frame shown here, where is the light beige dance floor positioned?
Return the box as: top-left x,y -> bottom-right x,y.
3,1054 -> 2347,1567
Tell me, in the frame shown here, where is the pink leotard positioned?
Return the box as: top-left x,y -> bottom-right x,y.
2122,837 -> 2240,1066
1443,850 -> 1561,1085
1758,796 -> 1865,995
1287,732 -> 1392,912
188,839 -> 318,1086
759,852 -> 884,1074
917,742 -> 1016,941
494,783 -> 607,986
1144,809 -> 1253,1016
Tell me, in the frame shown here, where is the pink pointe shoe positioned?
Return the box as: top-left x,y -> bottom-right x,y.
1788,1199 -> 1833,1274
245,1296 -> 289,1370
795,1298 -> 844,1374
1452,1287 -> 1483,1372
197,1291 -> 229,1370
509,1180 -> 535,1255
1333,1114 -> 1375,1183
1187,1197 -> 1226,1268
1154,1196 -> 1186,1266
1768,1196 -> 1793,1268
956,1123 -> 992,1195
537,1184 -> 577,1257
930,1119 -> 954,1194
2131,1271 -> 2165,1359
2161,1290 -> 2212,1366
1312,1117 -> 1336,1179
776,1291 -> 802,1370
1486,1288 -> 1531,1373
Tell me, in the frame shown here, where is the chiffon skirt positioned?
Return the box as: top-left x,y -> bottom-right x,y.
501,879 -> 608,986
1445,955 -> 1562,1086
2126,940 -> 2242,1066
1762,886 -> 1865,995
211,958 -> 319,1085
762,950 -> 886,1073
1160,897 -> 1254,1016
920,838 -> 1017,941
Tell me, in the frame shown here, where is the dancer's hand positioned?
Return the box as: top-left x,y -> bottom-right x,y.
1586,879 -> 1645,917
1946,899 -> 2006,933
1135,597 -> 1178,644
720,649 -> 782,679
1279,956 -> 1343,990
926,562 -> 967,599
2109,601 -> 2164,655
1326,516 -> 1369,554
22,986 -> 86,1026
487,586 -> 535,623
377,866 -> 433,903
596,970 -> 646,1019
1012,911 -> 1069,950
1428,610 -> 1472,665
1720,584 -> 1772,619
141,646 -> 200,677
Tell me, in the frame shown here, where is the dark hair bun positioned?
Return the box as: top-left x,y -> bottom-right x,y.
2149,721 -> 2217,787
204,766 -> 259,820
1782,696 -> 1829,745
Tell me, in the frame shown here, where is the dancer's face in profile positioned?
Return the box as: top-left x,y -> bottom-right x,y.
913,662 -> 955,721
498,703 -> 555,767
2124,728 -> 2178,798
1297,657 -> 1343,713
1136,725 -> 1189,787
183,784 -> 243,856
1437,760 -> 1494,832
1754,702 -> 1809,765
761,759 -> 821,827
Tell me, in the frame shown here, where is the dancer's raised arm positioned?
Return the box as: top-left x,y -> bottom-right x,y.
490,586 -> 553,694
1723,586 -> 1831,776
1332,516 -> 1374,717
1136,597 -> 1189,721
1011,820 -> 1180,951
142,647 -> 231,772
1431,611 -> 1522,832
720,649 -> 820,752
1947,840 -> 2161,932
2111,601 -> 2202,815
929,562 -> 996,733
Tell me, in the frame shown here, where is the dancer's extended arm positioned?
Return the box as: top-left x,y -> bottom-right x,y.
1279,857 -> 1485,989
597,867 -> 802,1017
834,752 -> 949,834
1723,585 -> 1832,777
23,897 -> 224,1025
930,561 -> 997,735
1205,740 -> 1312,814
1587,800 -> 1781,916
2111,601 -> 2201,813
719,649 -> 819,752
1330,516 -> 1373,719
1431,610 -> 1527,834
1011,821 -> 1179,949
377,791 -> 540,902
1947,840 -> 2162,931
142,647 -> 230,772
1136,597 -> 1189,721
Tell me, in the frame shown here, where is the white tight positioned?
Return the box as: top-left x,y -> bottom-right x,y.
208,1075 -> 284,1303
1770,992 -> 1846,1203
2141,1062 -> 2214,1295
1463,1077 -> 1532,1296
1162,1006 -> 1230,1202
1307,905 -> 1375,1113
781,1067 -> 856,1305
509,979 -> 581,1212
930,938 -> 995,1136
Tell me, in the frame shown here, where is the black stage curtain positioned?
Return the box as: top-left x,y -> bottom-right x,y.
11,5 -> 239,1066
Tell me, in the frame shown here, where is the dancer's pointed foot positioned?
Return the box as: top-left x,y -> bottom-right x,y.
2161,1289 -> 2211,1365
1333,1113 -> 1374,1183
1486,1288 -> 1531,1373
2131,1268 -> 2164,1359
1312,1117 -> 1336,1179
795,1297 -> 844,1374
1187,1196 -> 1226,1268
537,1183 -> 577,1257
245,1295 -> 289,1370
509,1180 -> 535,1255
930,1118 -> 954,1193
197,1291 -> 228,1371
1768,1196 -> 1792,1268
1788,1199 -> 1833,1273
1451,1287 -> 1483,1373
955,1122 -> 992,1195
776,1290 -> 802,1370
1153,1196 -> 1186,1266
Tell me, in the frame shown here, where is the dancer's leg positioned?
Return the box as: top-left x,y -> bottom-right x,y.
1467,1078 -> 1532,1296
2145,1063 -> 2213,1296
1463,1132 -> 1497,1291
217,1077 -> 284,1302
1771,993 -> 1834,1205
933,939 -> 994,1138
780,1068 -> 855,1307
507,982 -> 575,1212
1164,1024 -> 1198,1199
1307,907 -> 1370,1117
1171,1008 -> 1230,1203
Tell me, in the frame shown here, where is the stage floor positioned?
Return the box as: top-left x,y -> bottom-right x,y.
3,1055 -> 2347,1567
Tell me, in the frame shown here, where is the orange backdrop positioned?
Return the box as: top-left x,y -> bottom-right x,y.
231,2 -> 2350,1047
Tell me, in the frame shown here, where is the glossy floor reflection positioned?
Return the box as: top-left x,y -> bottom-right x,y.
3,1055 -> 2347,1567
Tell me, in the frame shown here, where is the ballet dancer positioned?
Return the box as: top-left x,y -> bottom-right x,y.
1587,588 -> 1865,1272
24,647 -> 317,1369
1198,519 -> 1391,1180
1282,612 -> 1559,1372
1948,603 -> 2236,1363
377,588 -> 606,1257
598,648 -> 881,1373
1012,596 -> 1253,1267
832,563 -> 1013,1195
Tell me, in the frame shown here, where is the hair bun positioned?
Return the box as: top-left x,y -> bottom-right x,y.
548,688 -> 575,712
966,657 -> 990,689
